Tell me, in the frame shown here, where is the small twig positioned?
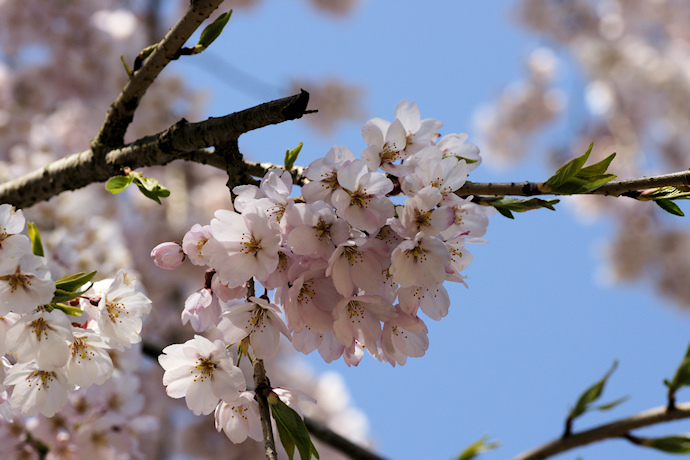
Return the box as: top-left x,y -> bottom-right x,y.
457,170 -> 690,198
92,0 -> 224,151
304,416 -> 386,460
512,402 -> 690,460
253,358 -> 277,460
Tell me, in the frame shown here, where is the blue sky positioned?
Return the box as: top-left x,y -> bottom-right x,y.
176,1 -> 690,459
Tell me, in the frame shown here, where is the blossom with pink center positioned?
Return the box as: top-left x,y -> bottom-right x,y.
0,254 -> 55,315
5,309 -> 74,369
390,233 -> 451,288
330,159 -> 394,234
182,223 -> 213,266
332,294 -> 397,349
214,391 -> 262,443
281,269 -> 341,334
204,205 -> 281,288
389,186 -> 455,238
326,238 -> 388,297
159,335 -> 245,416
4,361 -> 74,417
286,202 -> 350,259
150,241 -> 185,270
302,145 -> 355,204
216,296 -> 290,359
440,194 -> 492,239
401,146 -> 468,201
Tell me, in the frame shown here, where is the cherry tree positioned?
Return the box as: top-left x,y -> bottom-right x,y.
1,1 -> 690,459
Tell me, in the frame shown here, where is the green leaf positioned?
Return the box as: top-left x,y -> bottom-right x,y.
50,303 -> 84,317
593,395 -> 629,411
197,10 -> 232,52
655,199 -> 684,216
578,152 -> 617,177
284,142 -> 303,171
270,396 -> 319,460
55,271 -> 97,293
543,144 -> 593,190
641,435 -> 690,453
120,55 -> 133,77
569,360 -> 620,420
547,174 -> 617,195
105,175 -> 133,194
640,186 -> 690,201
26,222 -> 44,257
456,435 -> 500,460
485,197 -> 560,219
51,288 -> 88,304
542,145 -> 617,194
665,343 -> 690,393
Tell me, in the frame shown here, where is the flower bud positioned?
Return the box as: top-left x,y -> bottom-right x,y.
151,242 -> 185,270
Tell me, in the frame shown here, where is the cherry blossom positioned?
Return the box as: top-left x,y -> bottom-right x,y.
4,361 -> 74,417
150,241 -> 185,270
390,233 -> 451,288
302,145 -> 356,204
0,254 -> 55,315
217,296 -> 290,359
5,309 -> 74,369
159,335 -> 245,416
214,391 -> 262,444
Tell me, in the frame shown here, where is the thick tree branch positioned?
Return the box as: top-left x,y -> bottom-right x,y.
512,402 -> 690,460
0,92 -> 309,209
92,0 -> 224,151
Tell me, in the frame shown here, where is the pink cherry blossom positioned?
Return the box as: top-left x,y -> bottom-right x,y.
204,205 -> 281,288
214,391 -> 262,444
331,159 -> 394,234
332,295 -> 397,349
150,241 -> 185,270
390,233 -> 451,288
302,145 -> 355,204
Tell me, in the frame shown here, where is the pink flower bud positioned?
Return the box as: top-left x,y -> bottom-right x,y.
151,242 -> 185,270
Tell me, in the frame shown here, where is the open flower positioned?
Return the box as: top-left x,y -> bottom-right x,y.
159,335 -> 245,416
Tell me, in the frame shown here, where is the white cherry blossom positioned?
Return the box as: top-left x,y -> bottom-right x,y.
159,335 -> 245,416
5,309 -> 74,369
0,254 -> 55,315
5,361 -> 73,417
214,391 -> 262,444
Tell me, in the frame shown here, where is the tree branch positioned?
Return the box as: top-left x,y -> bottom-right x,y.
458,170 -> 690,198
253,359 -> 278,460
512,402 -> 690,460
0,91 -> 309,209
304,417 -> 386,460
92,0 -> 225,151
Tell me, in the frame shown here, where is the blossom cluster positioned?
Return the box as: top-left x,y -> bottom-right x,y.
0,204 -> 153,427
153,101 -> 493,441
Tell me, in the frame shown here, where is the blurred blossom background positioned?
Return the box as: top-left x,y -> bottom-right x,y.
1,0 -> 690,459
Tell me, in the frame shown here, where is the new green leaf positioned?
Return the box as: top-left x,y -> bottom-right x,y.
197,10 -> 232,52
655,199 -> 684,216
569,360 -> 622,420
27,221 -> 44,257
284,142 -> 303,171
105,175 -> 133,194
664,342 -> 690,394
55,271 -> 97,292
638,435 -> 690,454
270,396 -> 319,460
543,144 -> 593,190
485,197 -> 559,219
456,435 -> 500,460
